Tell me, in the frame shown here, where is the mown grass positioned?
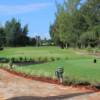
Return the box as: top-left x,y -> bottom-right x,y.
11,59 -> 100,85
0,46 -> 91,59
0,46 -> 100,86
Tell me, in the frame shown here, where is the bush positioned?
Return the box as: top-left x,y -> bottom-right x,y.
0,57 -> 9,63
87,48 -> 93,53
50,57 -> 55,62
11,57 -> 15,63
0,47 -> 3,51
37,57 -> 49,63
38,57 -> 43,62
56,57 -> 60,61
29,58 -> 34,62
6,58 -> 9,62
63,77 -> 73,86
24,57 -> 27,62
43,57 -> 48,62
19,57 -> 23,62
63,76 -> 90,86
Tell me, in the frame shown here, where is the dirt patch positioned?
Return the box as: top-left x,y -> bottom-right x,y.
0,67 -> 59,85
0,69 -> 100,100
0,67 -> 100,92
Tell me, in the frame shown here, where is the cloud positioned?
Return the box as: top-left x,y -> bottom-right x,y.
0,3 -> 52,15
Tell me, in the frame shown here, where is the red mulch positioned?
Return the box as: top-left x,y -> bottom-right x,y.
0,67 -> 100,92
0,67 -> 60,85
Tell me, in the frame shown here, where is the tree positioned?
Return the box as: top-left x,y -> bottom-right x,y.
36,36 -> 41,47
29,37 -> 36,46
18,24 -> 29,46
49,0 -> 100,48
0,27 -> 5,48
4,18 -> 29,46
80,0 -> 100,47
50,0 -> 81,48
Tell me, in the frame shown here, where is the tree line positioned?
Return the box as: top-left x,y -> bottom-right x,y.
0,18 -> 30,47
0,18 -> 43,48
0,18 -> 53,48
49,0 -> 100,48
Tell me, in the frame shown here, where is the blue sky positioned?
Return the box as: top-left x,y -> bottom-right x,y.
0,0 -> 64,39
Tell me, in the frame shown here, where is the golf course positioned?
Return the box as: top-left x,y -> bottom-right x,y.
0,0 -> 100,99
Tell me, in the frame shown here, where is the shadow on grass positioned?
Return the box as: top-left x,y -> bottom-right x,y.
7,92 -> 94,100
14,62 -> 45,66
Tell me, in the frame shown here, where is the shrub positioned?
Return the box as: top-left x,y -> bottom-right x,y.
19,57 -> 23,62
29,58 -> 34,62
87,48 -> 93,53
63,76 -> 90,86
0,47 -> 3,51
11,57 -> 15,63
50,57 -> 55,62
43,57 -> 48,62
27,58 -> 31,62
24,57 -> 27,62
6,58 -> 9,62
38,57 -> 43,62
63,76 -> 75,86
56,57 -> 60,61
0,57 -> 9,63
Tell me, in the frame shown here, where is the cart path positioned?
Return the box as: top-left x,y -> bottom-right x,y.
0,69 -> 100,100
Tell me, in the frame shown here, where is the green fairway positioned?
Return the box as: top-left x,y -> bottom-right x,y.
0,46 -> 100,85
0,46 -> 90,59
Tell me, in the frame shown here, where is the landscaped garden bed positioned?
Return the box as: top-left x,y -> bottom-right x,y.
0,67 -> 100,92
0,67 -> 59,84
0,47 -> 100,91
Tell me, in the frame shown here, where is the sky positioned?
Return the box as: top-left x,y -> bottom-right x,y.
0,0 -> 64,39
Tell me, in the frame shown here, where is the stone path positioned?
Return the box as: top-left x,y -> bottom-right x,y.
0,69 -> 100,100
